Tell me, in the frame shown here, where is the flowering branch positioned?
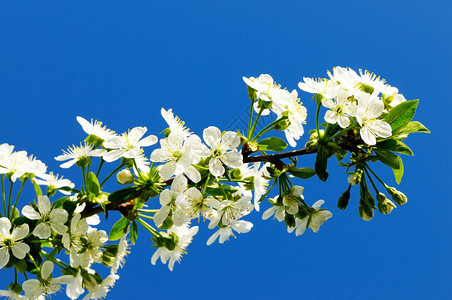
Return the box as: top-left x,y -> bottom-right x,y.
0,66 -> 429,299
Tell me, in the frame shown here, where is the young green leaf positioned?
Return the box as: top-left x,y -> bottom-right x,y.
258,137 -> 288,152
393,121 -> 430,138
108,186 -> 141,203
386,100 -> 419,131
32,181 -> 43,197
131,221 -> 138,245
315,146 -> 329,181
377,139 -> 414,156
86,172 -> 101,195
374,149 -> 401,169
392,156 -> 404,184
109,217 -> 129,241
288,167 -> 316,179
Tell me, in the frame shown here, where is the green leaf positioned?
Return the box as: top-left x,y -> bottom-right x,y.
258,137 -> 288,152
288,167 -> 316,179
392,156 -> 404,184
206,184 -> 238,196
315,146 -> 329,181
86,172 -> 100,195
334,149 -> 347,161
374,149 -> 400,169
393,121 -> 430,137
32,181 -> 43,197
130,221 -> 138,245
109,217 -> 129,241
386,100 -> 418,131
108,186 -> 140,203
377,139 -> 414,156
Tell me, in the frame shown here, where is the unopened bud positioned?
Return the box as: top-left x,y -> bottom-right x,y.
359,200 -> 374,221
231,168 -> 242,179
348,169 -> 363,185
377,193 -> 396,215
274,118 -> 291,131
305,140 -> 319,152
387,187 -> 408,205
85,134 -> 104,148
257,98 -> 272,110
117,169 -> 135,185
337,185 -> 351,210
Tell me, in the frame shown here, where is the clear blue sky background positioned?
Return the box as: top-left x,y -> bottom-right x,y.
1,1 -> 450,299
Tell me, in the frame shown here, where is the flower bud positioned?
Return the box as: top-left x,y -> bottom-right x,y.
305,140 -> 319,152
387,187 -> 408,205
257,98 -> 273,110
359,200 -> 373,221
117,169 -> 135,185
85,134 -> 104,148
347,169 -> 363,185
284,213 -> 296,228
337,185 -> 351,210
231,168 -> 242,180
377,193 -> 396,214
274,118 -> 291,131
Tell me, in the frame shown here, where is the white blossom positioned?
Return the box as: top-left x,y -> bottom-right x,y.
22,261 -> 64,299
352,93 -> 392,145
151,223 -> 198,271
151,131 -> 206,182
102,127 -> 157,162
206,220 -> 253,245
288,200 -> 333,236
0,218 -> 30,269
33,172 -> 75,195
83,275 -> 118,300
76,116 -> 116,142
203,126 -> 243,177
55,144 -> 105,169
22,195 -> 68,239
153,175 -> 189,227
111,233 -> 129,275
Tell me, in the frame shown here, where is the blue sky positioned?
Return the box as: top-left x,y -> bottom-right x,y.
0,1 -> 450,299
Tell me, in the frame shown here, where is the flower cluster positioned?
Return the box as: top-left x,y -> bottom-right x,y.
298,66 -> 405,146
0,68 -> 427,299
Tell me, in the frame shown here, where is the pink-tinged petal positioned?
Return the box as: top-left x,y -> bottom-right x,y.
0,247 -> 10,269
0,217 -> 11,236
11,242 -> 30,259
209,158 -> 224,177
203,126 -> 221,148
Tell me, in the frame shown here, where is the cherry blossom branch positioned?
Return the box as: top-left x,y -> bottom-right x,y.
242,148 -> 316,164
